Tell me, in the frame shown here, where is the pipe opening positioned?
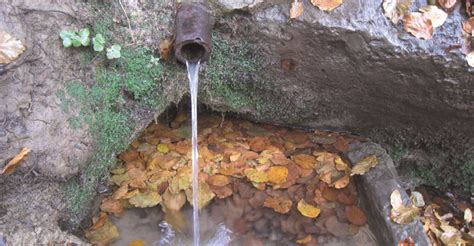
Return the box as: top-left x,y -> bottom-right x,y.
181,43 -> 206,63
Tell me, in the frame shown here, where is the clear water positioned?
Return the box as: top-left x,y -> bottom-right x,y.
186,60 -> 201,246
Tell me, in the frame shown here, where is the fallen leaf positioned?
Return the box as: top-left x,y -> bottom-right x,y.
207,174 -> 231,187
390,189 -> 404,211
162,190 -> 186,212
390,189 -> 420,224
397,237 -> 415,246
100,198 -> 124,215
0,29 -> 26,64
296,235 -> 313,244
267,166 -> 289,184
333,175 -> 350,189
465,208 -> 472,224
350,155 -> 378,176
0,147 -> 30,174
437,0 -> 457,10
264,196 -> 292,214
112,183 -> 129,200
249,137 -> 269,152
345,206 -> 367,226
463,17 -> 474,34
403,12 -> 434,40
159,38 -> 172,61
210,184 -> 233,199
129,191 -> 162,208
129,240 -> 146,246
293,154 -> 316,169
157,143 -> 170,154
310,0 -> 343,11
164,210 -> 187,233
334,136 -> 349,152
383,0 -> 413,24
90,212 -> 108,230
419,5 -> 448,28
185,182 -> 215,209
297,199 -> 321,218
290,0 -> 305,19
168,166 -> 192,193
467,51 -> 474,67
244,168 -> 269,183
85,217 -> 119,245
409,191 -> 425,207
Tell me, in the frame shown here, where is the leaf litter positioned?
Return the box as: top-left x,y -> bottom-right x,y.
86,111 -> 381,245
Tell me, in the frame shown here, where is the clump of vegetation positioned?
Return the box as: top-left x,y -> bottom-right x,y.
60,27 -> 121,59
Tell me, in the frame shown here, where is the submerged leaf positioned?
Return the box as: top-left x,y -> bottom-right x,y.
0,147 -> 30,174
403,12 -> 434,40
350,155 -> 378,176
293,154 -> 316,169
244,168 -> 269,183
310,0 -> 343,11
267,166 -> 289,184
0,29 -> 26,64
297,199 -> 321,218
100,197 -> 124,215
264,196 -> 292,214
168,166 -> 192,193
185,182 -> 215,209
207,175 -> 231,187
85,217 -> 119,245
162,190 -> 186,212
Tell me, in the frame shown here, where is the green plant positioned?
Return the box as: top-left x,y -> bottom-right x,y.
60,28 -> 90,48
92,33 -> 105,52
106,44 -> 121,59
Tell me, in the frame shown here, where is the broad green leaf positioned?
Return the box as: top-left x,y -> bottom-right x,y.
59,30 -> 76,48
92,33 -> 105,52
106,44 -> 121,59
78,28 -> 90,46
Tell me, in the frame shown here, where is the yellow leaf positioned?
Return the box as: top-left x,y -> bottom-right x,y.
290,0 -> 305,19
264,196 -> 292,214
296,235 -> 313,244
0,29 -> 26,64
157,143 -> 170,154
334,156 -> 349,171
390,189 -> 420,224
297,199 -> 321,218
111,173 -> 131,186
0,147 -> 30,174
403,12 -> 434,40
383,0 -> 413,24
185,182 -> 215,209
129,191 -> 162,208
85,217 -> 119,245
244,168 -> 268,183
162,190 -> 186,212
129,240 -> 146,246
333,175 -> 350,189
350,155 -> 378,176
168,166 -> 192,193
267,166 -> 288,184
310,0 -> 343,11
159,38 -> 173,61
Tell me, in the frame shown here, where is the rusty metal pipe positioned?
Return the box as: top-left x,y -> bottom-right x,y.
174,2 -> 212,63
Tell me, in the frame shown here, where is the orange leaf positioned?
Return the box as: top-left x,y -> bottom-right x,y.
264,196 -> 292,214
297,199 -> 321,218
293,154 -> 316,169
1,147 -> 30,174
159,38 -> 173,61
267,166 -> 289,184
333,175 -> 350,189
100,197 -> 124,215
210,184 -> 233,199
345,206 -> 368,226
112,183 -> 129,200
90,212 -> 108,230
403,12 -> 433,40
462,17 -> 474,34
296,235 -> 313,244
249,137 -> 269,152
290,0 -> 305,19
310,0 -> 343,11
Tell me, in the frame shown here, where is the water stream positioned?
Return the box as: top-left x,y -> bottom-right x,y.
186,60 -> 201,246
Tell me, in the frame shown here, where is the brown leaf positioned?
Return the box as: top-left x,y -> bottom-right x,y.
90,212 -> 108,231
310,0 -> 343,11
162,190 -> 186,212
267,166 -> 289,184
350,155 -> 378,176
159,38 -> 172,61
419,5 -> 448,28
290,0 -> 305,19
333,175 -> 350,189
345,206 -> 368,226
403,12 -> 434,40
1,147 -> 30,174
85,217 -> 119,245
462,17 -> 474,34
296,235 -> 313,244
185,182 -> 215,209
293,154 -> 316,169
207,174 -> 231,187
397,237 -> 415,246
263,196 -> 292,214
112,183 -> 129,200
210,184 -> 233,199
249,137 -> 269,152
0,29 -> 26,64
100,197 -> 124,215
334,136 -> 349,152
129,191 -> 162,208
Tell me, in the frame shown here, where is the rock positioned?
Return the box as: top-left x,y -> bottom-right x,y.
217,0 -> 264,11
324,216 -> 351,237
345,206 -> 367,226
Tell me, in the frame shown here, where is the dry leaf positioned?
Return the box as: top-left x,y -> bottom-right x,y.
419,5 -> 448,28
210,184 -> 233,199
267,166 -> 289,184
290,0 -> 305,19
244,168 -> 268,183
409,191 -> 425,207
345,206 -> 367,226
293,154 -> 316,169
297,199 -> 321,218
467,51 -> 474,67
112,183 -> 129,200
390,189 -> 420,224
0,29 -> 26,64
333,175 -> 350,189
168,166 -> 192,193
129,191 -> 162,208
403,12 -> 434,40
100,198 -> 123,215
350,155 -> 378,176
296,235 -> 313,244
310,0 -> 343,11
465,208 -> 472,224
397,237 -> 415,246
157,143 -> 170,154
264,196 -> 292,214
383,0 -> 413,24
185,182 -> 215,209
162,190 -> 186,212
90,212 -> 108,231
85,217 -> 119,245
0,147 -> 30,174
129,240 -> 146,246
437,0 -> 457,10
207,174 -> 231,187
159,38 -> 172,61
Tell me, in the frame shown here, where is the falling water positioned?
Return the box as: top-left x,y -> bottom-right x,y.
186,60 -> 201,246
